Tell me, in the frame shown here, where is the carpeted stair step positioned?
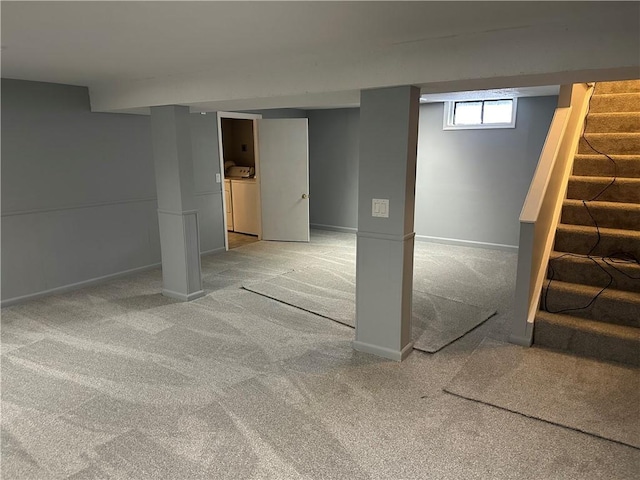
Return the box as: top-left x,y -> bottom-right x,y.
566,176 -> 640,203
572,154 -> 640,178
541,280 -> 640,327
589,93 -> 640,113
533,80 -> 640,368
548,251 -> 640,293
594,80 -> 640,95
534,310 -> 640,366
555,224 -> 640,259
578,134 -> 640,155
561,199 -> 640,230
584,112 -> 640,134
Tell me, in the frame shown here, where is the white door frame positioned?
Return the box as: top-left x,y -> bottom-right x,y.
216,111 -> 263,251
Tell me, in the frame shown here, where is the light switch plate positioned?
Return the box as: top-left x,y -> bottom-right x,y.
215,173 -> 221,183
372,198 -> 389,218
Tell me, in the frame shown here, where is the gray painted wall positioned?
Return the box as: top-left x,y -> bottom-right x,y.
1,80 -> 225,303
308,96 -> 557,247
190,113 -> 225,254
1,80 -> 160,303
307,108 -> 359,230
415,96 -> 557,247
1,78 -> 552,302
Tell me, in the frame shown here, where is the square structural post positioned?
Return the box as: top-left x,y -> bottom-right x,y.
151,105 -> 204,301
353,86 -> 420,361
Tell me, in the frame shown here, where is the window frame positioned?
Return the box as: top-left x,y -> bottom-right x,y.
443,98 -> 517,130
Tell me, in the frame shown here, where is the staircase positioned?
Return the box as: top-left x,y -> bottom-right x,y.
534,79 -> 640,366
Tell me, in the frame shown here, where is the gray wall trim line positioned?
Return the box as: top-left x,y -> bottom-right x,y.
0,262 -> 162,308
194,191 -> 221,197
310,223 -> 357,234
1,196 -> 158,217
157,209 -> 199,216
415,234 -> 518,253
356,231 -> 416,242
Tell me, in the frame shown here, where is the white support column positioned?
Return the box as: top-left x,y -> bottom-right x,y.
151,105 -> 204,301
353,86 -> 420,361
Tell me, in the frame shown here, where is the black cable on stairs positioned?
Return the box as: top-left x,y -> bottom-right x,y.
544,82 -> 640,315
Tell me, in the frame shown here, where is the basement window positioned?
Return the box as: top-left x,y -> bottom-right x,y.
443,98 -> 517,130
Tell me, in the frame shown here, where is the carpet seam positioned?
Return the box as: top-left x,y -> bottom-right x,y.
413,310 -> 497,354
442,388 -> 640,451
242,285 -> 497,354
240,286 -> 355,329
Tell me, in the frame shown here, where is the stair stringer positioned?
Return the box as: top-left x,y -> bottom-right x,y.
510,83 -> 595,346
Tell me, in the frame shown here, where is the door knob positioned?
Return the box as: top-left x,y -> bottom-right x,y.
302,193 -> 309,199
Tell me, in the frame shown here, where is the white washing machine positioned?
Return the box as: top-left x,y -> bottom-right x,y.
229,178 -> 259,235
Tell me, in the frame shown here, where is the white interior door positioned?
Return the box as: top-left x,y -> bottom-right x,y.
258,118 -> 310,242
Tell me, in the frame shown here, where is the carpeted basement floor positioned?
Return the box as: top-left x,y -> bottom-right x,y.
242,263 -> 497,353
2,230 -> 639,479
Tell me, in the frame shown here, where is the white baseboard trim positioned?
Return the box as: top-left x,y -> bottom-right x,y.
1,263 -> 162,308
352,340 -> 414,362
415,235 -> 518,253
1,246 -> 226,308
310,223 -> 357,234
162,289 -> 206,302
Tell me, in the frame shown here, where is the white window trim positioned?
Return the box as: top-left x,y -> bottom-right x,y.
443,98 -> 517,130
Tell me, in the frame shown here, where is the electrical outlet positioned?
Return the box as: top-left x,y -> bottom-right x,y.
215,173 -> 221,183
372,199 -> 389,218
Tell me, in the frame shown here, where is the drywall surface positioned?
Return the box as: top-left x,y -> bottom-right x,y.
415,96 -> 557,247
1,80 -> 225,303
307,108 -> 359,230
190,113 -> 225,254
84,2 -> 639,112
1,79 -> 159,303
306,97 -> 557,247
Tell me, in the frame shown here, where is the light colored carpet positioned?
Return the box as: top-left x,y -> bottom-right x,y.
243,266 -> 355,326
444,338 -> 640,449
243,266 -> 496,353
412,291 -> 496,352
4,231 -> 638,479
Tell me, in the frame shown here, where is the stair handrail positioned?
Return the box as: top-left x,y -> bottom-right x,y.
510,83 -> 595,346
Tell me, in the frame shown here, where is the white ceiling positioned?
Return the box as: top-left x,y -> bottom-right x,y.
0,2 -> 591,86
2,1 -> 638,112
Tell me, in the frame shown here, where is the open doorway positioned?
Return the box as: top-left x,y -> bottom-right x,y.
217,112 -> 311,251
217,112 -> 263,251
